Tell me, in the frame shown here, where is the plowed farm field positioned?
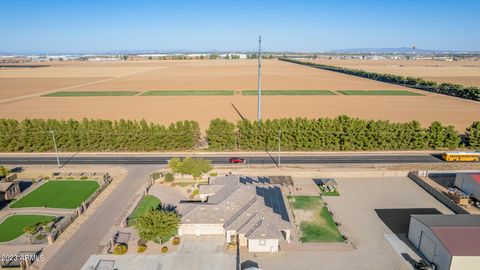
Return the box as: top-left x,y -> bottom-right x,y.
0,59 -> 479,131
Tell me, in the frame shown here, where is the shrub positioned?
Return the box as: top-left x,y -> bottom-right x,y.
209,172 -> 218,177
150,172 -> 161,180
161,246 -> 168,253
188,194 -> 195,200
80,176 -> 88,180
43,176 -> 50,180
113,244 -> 128,255
137,239 -> 148,246
170,182 -> 176,187
137,244 -> 147,253
191,189 -> 199,196
66,176 -> 75,180
164,173 -> 174,182
172,237 -> 180,245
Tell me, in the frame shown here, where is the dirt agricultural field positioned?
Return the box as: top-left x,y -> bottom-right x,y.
311,58 -> 480,87
0,59 -> 479,130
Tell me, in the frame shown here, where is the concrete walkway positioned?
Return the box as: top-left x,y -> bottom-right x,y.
43,165 -> 159,270
148,184 -> 187,206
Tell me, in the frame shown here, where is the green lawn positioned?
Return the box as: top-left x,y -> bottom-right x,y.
10,181 -> 100,209
141,90 -> 234,96
43,91 -> 139,97
127,195 -> 161,227
289,196 -> 322,210
242,90 -> 335,96
339,90 -> 422,96
299,207 -> 344,242
0,215 -> 55,242
288,196 -> 343,242
319,186 -> 340,196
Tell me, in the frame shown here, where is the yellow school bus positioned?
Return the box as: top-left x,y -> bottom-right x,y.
442,152 -> 480,162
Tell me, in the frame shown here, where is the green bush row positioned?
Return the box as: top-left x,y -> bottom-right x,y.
0,118 -> 200,152
279,58 -> 480,101
206,117 -> 480,151
0,117 -> 478,152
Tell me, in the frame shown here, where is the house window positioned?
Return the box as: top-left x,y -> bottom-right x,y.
259,239 -> 266,246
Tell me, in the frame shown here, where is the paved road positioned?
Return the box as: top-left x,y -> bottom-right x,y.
0,154 -> 444,166
43,165 -> 158,270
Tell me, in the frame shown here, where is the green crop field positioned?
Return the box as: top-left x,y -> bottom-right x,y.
242,90 -> 335,96
0,215 -> 55,242
10,181 -> 100,209
339,90 -> 422,96
288,196 -> 344,242
141,90 -> 234,96
43,91 -> 139,97
127,195 -> 161,226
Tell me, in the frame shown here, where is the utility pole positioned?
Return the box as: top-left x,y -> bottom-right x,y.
257,35 -> 262,123
50,130 -> 60,168
278,130 -> 281,167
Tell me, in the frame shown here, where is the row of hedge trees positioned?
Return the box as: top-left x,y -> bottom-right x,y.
0,119 -> 200,152
0,117 -> 478,152
279,58 -> 480,101
207,117 -> 480,151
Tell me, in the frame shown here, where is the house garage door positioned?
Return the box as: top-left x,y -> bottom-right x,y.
419,232 -> 436,262
196,224 -> 224,235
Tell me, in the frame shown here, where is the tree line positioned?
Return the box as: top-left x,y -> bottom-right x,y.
279,58 -> 480,101
207,117 -> 480,151
0,119 -> 200,152
0,117 -> 478,152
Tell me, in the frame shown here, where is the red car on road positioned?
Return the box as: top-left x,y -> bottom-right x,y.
228,157 -> 245,164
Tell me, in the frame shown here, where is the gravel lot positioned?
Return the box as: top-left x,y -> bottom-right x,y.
241,176 -> 452,270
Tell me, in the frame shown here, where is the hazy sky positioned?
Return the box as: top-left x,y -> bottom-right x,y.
1,0 -> 479,53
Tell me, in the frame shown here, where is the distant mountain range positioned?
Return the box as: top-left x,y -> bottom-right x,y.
1,47 -> 479,56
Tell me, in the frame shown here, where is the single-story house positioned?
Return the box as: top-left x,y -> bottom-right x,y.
408,214 -> 480,270
178,175 -> 291,253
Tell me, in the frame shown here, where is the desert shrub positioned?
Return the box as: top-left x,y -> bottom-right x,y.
161,246 -> 168,253
137,244 -> 147,253
137,239 -> 148,246
172,237 -> 180,245
164,172 -> 174,182
113,244 -> 128,255
150,172 -> 161,180
209,172 -> 218,177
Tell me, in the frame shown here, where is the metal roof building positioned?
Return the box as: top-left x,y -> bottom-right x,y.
455,173 -> 480,200
408,214 -> 480,270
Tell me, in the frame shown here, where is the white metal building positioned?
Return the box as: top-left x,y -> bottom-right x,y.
408,214 -> 480,270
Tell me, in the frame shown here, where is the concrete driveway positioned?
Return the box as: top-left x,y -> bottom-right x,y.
81,235 -> 235,270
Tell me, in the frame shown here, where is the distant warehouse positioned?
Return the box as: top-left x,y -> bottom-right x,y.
455,173 -> 480,200
408,214 -> 480,270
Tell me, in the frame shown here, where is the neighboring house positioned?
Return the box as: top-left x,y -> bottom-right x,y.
408,214 -> 480,270
454,173 -> 480,200
0,181 -> 20,202
178,175 -> 291,253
